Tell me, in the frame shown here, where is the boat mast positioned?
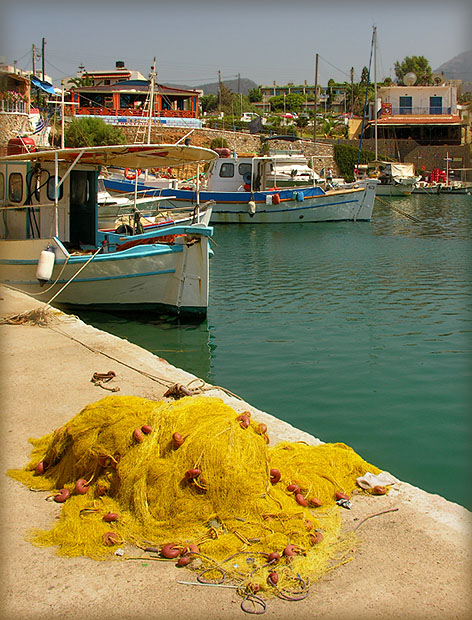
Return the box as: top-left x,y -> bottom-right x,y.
374,26 -> 378,161
147,58 -> 156,145
313,53 -> 319,148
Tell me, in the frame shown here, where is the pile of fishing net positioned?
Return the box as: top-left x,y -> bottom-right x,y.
8,395 -> 382,601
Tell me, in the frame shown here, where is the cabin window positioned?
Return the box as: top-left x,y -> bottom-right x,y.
238,163 -> 252,178
8,173 -> 23,203
47,177 -> 64,202
219,163 -> 235,178
0,172 -> 4,204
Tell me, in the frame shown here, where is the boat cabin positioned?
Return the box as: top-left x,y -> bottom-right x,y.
0,158 -> 98,247
206,152 -> 320,192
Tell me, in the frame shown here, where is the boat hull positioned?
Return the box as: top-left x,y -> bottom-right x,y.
0,236 -> 210,317
104,181 -> 377,223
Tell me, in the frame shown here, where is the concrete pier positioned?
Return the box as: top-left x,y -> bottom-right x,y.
0,286 -> 470,620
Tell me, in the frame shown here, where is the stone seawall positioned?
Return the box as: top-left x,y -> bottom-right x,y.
119,125 -> 339,177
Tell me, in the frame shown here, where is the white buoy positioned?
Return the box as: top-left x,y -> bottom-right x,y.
36,246 -> 55,285
248,201 -> 256,216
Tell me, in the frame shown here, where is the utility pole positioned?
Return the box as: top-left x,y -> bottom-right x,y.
313,53 -> 319,146
32,44 -> 36,76
238,72 -> 242,114
350,67 -> 354,117
218,70 -> 222,112
42,38 -> 46,81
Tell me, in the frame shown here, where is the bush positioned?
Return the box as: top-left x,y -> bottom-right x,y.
64,117 -> 127,148
210,136 -> 229,149
334,143 -> 376,182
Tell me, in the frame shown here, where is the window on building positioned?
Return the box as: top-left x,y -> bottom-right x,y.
399,96 -> 413,115
8,173 -> 23,203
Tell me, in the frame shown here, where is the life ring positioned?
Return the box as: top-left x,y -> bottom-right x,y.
124,168 -> 141,180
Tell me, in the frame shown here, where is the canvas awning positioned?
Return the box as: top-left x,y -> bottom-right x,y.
0,144 -> 218,168
30,76 -> 57,95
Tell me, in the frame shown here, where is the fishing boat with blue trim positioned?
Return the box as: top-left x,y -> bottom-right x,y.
104,150 -> 378,223
0,144 -> 217,317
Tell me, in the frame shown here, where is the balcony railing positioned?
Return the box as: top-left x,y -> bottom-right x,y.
0,100 -> 27,114
71,106 -> 197,119
384,106 -> 453,116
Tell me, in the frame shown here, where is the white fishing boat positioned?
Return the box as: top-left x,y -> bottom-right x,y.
355,162 -> 421,196
97,176 -> 213,233
105,151 -> 377,223
0,144 -> 217,317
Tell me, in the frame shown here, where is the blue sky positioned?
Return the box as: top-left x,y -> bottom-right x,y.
0,0 -> 470,88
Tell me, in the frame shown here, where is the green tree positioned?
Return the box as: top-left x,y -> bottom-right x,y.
268,93 -> 305,113
200,94 -> 218,113
361,66 -> 370,84
248,87 -> 262,102
64,117 -> 127,148
394,56 -> 432,84
219,83 -> 234,115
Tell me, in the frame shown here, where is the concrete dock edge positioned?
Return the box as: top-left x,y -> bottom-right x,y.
0,286 -> 470,620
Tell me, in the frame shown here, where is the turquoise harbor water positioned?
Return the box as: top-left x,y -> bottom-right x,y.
77,194 -> 472,510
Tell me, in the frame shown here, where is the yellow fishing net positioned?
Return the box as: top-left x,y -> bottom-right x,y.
8,395 -> 381,600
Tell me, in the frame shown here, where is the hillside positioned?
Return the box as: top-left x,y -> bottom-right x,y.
162,77 -> 258,96
434,50 -> 472,81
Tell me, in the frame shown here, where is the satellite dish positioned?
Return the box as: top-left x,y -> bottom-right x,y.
403,72 -> 417,86
432,73 -> 445,85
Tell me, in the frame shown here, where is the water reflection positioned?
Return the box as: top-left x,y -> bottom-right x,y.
75,309 -> 213,380
372,194 -> 471,239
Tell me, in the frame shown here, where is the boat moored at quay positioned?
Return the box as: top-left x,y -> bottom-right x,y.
105,151 -> 378,223
0,144 -> 217,318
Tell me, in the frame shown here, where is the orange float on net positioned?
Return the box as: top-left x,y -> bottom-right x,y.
133,428 -> 144,443
161,543 -> 180,559
103,532 -> 120,546
75,478 -> 90,495
172,432 -> 184,447
103,512 -> 118,522
236,414 -> 250,429
53,488 -> 71,503
295,493 -> 308,507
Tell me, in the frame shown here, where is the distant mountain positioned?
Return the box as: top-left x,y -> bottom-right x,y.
162,78 -> 258,97
434,50 -> 472,81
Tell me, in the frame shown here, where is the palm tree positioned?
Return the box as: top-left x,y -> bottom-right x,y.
343,82 -> 365,116
67,73 -> 94,88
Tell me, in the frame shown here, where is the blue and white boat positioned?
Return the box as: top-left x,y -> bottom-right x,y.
104,152 -> 378,223
0,144 -> 217,317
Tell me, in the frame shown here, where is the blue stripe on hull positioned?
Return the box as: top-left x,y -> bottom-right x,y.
3,268 -> 176,286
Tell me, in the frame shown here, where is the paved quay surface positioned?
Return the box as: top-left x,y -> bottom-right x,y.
0,285 -> 470,620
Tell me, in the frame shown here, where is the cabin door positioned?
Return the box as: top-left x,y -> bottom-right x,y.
69,170 -> 98,247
